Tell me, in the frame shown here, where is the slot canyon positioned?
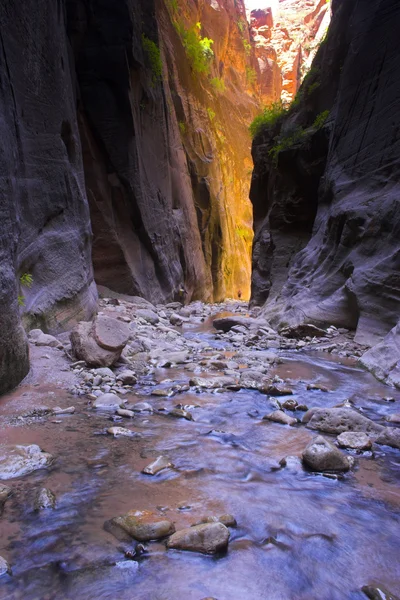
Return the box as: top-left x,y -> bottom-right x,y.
0,0 -> 399,598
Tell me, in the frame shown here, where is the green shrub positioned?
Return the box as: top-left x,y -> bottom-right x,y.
312,110 -> 329,129
246,66 -> 257,86
268,127 -> 308,164
141,34 -> 162,85
249,100 -> 288,138
178,121 -> 186,135
174,21 -> 214,73
18,273 -> 33,307
211,77 -> 225,93
243,39 -> 251,56
207,107 -> 216,121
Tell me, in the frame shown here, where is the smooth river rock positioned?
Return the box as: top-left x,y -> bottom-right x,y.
0,445 -> 53,480
302,436 -> 351,473
336,432 -> 372,451
111,510 -> 175,541
92,393 -> 122,411
263,410 -> 298,426
166,522 -> 230,554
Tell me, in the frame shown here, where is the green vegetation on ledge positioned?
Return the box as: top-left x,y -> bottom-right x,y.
249,101 -> 288,139
141,34 -> 163,85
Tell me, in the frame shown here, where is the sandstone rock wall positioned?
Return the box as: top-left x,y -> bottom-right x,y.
157,0 -> 261,301
250,0 -> 400,351
250,0 -> 331,103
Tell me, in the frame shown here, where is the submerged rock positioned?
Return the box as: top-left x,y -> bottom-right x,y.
303,408 -> 383,435
337,432 -> 372,451
362,585 -> 400,600
302,436 -> 352,473
0,556 -> 10,577
92,393 -> 122,410
142,455 -> 173,476
375,427 -> 400,450
107,427 -> 137,438
0,484 -> 11,515
263,410 -> 298,426
167,522 -> 230,554
195,514 -> 237,528
110,510 -> 175,541
0,445 -> 53,480
34,487 -> 56,510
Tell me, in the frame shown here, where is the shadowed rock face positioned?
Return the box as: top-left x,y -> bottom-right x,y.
250,0 -> 400,358
0,0 -> 97,393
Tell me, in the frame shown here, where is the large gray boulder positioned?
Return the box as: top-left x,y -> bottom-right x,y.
70,316 -> 129,367
166,523 -> 230,555
302,436 -> 351,473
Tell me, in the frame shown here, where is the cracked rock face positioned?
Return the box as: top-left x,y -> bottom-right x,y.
250,0 -> 400,381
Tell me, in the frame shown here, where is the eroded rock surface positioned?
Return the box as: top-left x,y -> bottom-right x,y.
302,436 -> 351,473
250,0 -> 400,377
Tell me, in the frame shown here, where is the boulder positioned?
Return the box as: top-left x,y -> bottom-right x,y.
167,522 -> 230,554
70,322 -> 121,367
0,444 -> 53,480
136,309 -> 159,325
337,432 -> 372,451
92,393 -> 122,411
110,510 -> 175,541
375,427 -> 400,450
92,316 -> 130,351
30,330 -> 63,349
280,324 -> 327,339
213,316 -> 258,332
116,370 -> 137,385
302,436 -> 351,473
263,410 -> 297,426
303,408 -> 383,435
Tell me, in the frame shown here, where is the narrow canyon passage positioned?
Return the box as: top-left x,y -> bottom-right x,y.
1,0 -> 400,598
0,299 -> 399,599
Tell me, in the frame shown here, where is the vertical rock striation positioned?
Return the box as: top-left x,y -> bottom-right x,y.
0,0 -> 97,393
250,0 -> 400,379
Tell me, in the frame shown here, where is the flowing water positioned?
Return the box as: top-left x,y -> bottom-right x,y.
0,317 -> 399,600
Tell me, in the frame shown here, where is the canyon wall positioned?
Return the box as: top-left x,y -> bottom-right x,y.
0,0 -> 262,393
250,0 -> 331,103
0,0 -> 97,394
251,0 -> 400,375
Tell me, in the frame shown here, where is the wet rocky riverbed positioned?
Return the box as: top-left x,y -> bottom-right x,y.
0,298 -> 399,600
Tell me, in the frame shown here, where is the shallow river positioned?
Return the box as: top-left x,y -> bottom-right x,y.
0,317 -> 399,600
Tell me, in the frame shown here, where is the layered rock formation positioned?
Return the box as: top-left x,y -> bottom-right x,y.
250,0 -> 331,103
250,0 -> 400,380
